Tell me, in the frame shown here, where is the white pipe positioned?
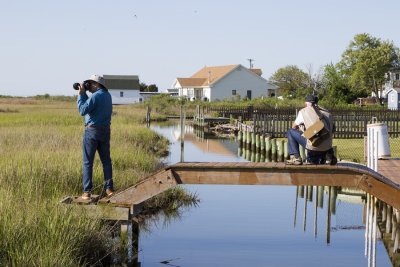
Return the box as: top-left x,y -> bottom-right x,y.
374,131 -> 379,172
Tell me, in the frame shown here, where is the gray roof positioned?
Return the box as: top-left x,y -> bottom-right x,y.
103,75 -> 140,90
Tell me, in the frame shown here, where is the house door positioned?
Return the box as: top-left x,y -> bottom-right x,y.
247,90 -> 252,100
194,88 -> 203,100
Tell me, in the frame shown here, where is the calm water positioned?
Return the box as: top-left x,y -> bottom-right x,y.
138,123 -> 392,267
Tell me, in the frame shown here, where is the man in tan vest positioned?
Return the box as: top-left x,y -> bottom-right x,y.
286,95 -> 336,165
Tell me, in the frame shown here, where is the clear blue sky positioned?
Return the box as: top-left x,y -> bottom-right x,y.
1,0 -> 399,96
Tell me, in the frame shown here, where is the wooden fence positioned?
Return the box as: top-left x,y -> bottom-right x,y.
205,106 -> 400,138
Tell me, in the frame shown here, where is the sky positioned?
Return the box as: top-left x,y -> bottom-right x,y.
1,0 -> 399,96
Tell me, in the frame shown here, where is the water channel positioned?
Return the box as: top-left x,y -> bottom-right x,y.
137,122 -> 393,267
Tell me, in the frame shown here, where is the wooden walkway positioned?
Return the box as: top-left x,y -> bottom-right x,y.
62,160 -> 400,266
99,161 -> 400,210
378,158 -> 400,185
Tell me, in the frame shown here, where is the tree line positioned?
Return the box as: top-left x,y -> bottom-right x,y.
269,33 -> 400,106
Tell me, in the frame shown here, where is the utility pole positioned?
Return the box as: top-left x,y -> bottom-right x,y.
247,58 -> 255,69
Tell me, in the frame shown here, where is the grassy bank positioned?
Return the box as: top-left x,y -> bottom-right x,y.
0,98 -> 170,265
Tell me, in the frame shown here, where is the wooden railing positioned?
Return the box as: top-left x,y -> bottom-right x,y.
205,106 -> 400,138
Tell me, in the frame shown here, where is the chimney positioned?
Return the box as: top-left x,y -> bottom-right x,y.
208,71 -> 212,84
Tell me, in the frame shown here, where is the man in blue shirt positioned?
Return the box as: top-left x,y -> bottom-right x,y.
77,74 -> 114,200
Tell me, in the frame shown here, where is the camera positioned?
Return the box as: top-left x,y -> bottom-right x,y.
73,81 -> 90,91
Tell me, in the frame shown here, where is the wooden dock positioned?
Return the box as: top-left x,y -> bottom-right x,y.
62,160 -> 400,266
97,161 -> 400,210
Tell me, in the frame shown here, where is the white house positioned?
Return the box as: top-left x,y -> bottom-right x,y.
171,64 -> 277,101
103,75 -> 142,105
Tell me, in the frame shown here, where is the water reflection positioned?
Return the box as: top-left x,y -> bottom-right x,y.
137,123 -> 396,267
138,184 -> 396,267
151,123 -> 245,163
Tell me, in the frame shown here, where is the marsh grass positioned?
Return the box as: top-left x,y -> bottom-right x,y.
0,98 -> 170,265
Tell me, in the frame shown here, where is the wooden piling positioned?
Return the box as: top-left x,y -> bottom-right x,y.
255,134 -> 260,151
284,141 -> 289,160
246,130 -> 251,148
277,139 -> 284,162
300,146 -> 306,162
271,139 -> 277,162
265,137 -> 271,158
260,134 -> 265,151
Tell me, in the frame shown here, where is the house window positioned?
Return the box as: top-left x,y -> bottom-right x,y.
246,90 -> 252,100
232,90 -> 236,95
120,91 -> 124,97
396,73 -> 400,80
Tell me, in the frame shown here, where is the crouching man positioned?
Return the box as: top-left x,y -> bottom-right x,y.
286,95 -> 337,165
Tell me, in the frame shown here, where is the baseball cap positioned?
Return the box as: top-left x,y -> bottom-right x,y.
305,95 -> 318,104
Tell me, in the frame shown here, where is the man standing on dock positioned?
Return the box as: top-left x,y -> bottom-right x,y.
286,95 -> 336,165
76,74 -> 114,200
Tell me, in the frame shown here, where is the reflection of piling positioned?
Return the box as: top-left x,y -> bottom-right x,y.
374,198 -> 400,266
314,186 -> 318,238
294,186 -> 299,227
307,186 -> 313,202
326,186 -> 332,244
317,186 -> 324,208
298,186 -> 305,198
304,186 -> 308,232
330,186 -> 337,215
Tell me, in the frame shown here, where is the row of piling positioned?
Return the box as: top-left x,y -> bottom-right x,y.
237,129 -> 306,162
376,198 -> 400,266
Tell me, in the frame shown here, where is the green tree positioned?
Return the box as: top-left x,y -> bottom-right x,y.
139,82 -> 147,92
338,33 -> 400,104
320,64 -> 352,104
146,84 -> 158,92
139,82 -> 159,92
269,65 -> 312,98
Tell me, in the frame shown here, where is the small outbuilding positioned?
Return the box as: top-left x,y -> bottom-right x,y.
103,75 -> 142,105
387,88 -> 400,110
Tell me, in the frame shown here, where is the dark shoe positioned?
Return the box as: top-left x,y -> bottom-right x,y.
81,192 -> 91,200
106,188 -> 114,197
286,155 -> 302,165
325,153 -> 338,165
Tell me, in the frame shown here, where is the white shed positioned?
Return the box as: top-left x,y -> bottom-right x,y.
103,75 -> 142,105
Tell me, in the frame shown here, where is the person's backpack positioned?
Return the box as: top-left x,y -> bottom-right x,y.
303,106 -> 330,146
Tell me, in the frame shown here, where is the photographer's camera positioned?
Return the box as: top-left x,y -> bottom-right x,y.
73,81 -> 90,91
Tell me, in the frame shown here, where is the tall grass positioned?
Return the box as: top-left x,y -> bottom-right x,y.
0,98 -> 170,265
